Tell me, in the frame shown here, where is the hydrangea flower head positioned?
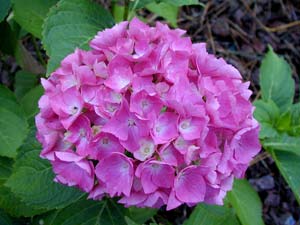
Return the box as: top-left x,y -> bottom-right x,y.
36,18 -> 260,210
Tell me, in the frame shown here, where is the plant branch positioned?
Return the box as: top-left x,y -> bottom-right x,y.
31,36 -> 46,67
123,0 -> 130,21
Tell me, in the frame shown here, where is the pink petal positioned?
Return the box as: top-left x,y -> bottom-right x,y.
174,165 -> 206,203
90,21 -> 128,50
52,151 -> 94,192
151,112 -> 179,144
105,56 -> 133,91
136,160 -> 175,194
178,117 -> 208,140
95,153 -> 133,196
88,133 -> 124,160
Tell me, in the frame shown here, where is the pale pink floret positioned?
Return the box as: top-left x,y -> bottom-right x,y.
95,153 -> 133,197
133,138 -> 155,161
52,151 -> 94,192
136,160 -> 175,194
36,17 -> 261,210
151,112 -> 179,144
88,132 -> 124,160
50,87 -> 84,129
167,166 -> 206,210
64,115 -> 92,156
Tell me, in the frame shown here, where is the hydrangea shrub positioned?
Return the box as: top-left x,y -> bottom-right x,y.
36,18 -> 260,210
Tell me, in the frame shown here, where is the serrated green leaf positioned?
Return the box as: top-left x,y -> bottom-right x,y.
146,2 -> 178,27
0,85 -> 24,117
0,156 -> 46,217
271,150 -> 300,203
0,209 -> 13,225
125,216 -> 139,225
34,198 -> 128,225
227,179 -> 264,225
11,0 -> 58,38
5,128 -> 84,210
0,108 -> 28,158
258,123 -> 278,139
0,0 -> 11,22
20,85 -> 43,118
0,85 -> 28,158
14,70 -> 39,100
128,207 -> 157,224
253,99 -> 280,125
0,157 -> 12,185
183,204 -> 240,225
0,186 -> 47,217
42,0 -> 114,75
259,47 -> 294,112
263,133 -> 300,155
290,103 -> 300,135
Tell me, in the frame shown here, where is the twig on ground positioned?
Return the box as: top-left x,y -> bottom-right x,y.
250,152 -> 271,167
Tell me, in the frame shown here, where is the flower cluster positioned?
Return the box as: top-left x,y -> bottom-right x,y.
36,18 -> 260,210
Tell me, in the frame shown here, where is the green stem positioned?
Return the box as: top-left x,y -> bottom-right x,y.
123,0 -> 130,21
31,36 -> 46,67
128,0 -> 140,20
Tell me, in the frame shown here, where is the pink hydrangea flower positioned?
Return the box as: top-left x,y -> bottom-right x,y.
36,18 -> 261,210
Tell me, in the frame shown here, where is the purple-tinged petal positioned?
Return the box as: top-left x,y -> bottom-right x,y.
95,153 -> 133,196
174,165 -> 206,203
151,112 -> 179,144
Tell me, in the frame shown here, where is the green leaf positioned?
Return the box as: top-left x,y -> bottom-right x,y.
130,0 -> 204,10
0,0 -> 11,22
5,128 -> 84,210
0,156 -> 46,217
259,123 -> 278,139
0,157 -> 13,185
146,2 -> 178,27
275,111 -> 291,132
14,70 -> 39,100
184,204 -> 240,225
0,209 -> 13,225
11,0 -> 58,38
290,103 -> 300,135
271,150 -> 300,203
129,0 -> 155,10
112,4 -> 125,23
0,85 -> 28,158
263,133 -> 300,155
163,0 -> 205,7
34,198 -> 128,225
20,85 -> 43,118
125,217 -> 139,225
253,99 -> 280,125
0,85 -> 24,117
128,207 -> 157,224
0,21 -> 17,57
227,179 -> 264,225
259,47 -> 294,112
0,186 -> 47,217
42,0 -> 114,75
